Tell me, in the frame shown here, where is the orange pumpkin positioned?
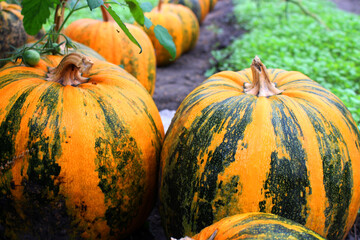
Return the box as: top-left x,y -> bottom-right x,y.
144,1 -> 199,66
144,3 -> 183,66
190,213 -> 326,240
161,3 -> 199,53
64,6 -> 157,95
0,53 -> 164,239
164,0 -> 215,24
159,56 -> 360,240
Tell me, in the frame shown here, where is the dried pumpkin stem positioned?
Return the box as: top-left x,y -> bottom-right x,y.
46,53 -> 93,86
244,56 -> 283,97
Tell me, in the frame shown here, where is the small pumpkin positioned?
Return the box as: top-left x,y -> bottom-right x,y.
64,6 -> 157,95
144,1 -> 199,66
160,3 -> 199,54
0,53 -> 164,239
164,0 -> 214,23
164,0 -> 202,23
144,2 -> 184,66
177,212 -> 326,240
159,56 -> 360,240
0,2 -> 27,61
198,0 -> 210,22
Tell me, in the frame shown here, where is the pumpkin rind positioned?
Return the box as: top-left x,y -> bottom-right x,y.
198,0 -> 210,22
159,68 -> 360,240
64,20 -> 156,95
0,55 -> 164,239
191,212 -> 326,240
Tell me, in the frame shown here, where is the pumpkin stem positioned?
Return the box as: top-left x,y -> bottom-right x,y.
101,4 -> 113,22
158,0 -> 163,11
244,56 -> 283,97
46,53 -> 94,86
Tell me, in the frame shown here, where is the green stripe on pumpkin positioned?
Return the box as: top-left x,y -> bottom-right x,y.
299,101 -> 353,240
161,96 -> 255,237
259,98 -> 310,225
0,83 -> 74,239
0,88 -> 34,168
26,83 -> 63,195
90,92 -> 146,233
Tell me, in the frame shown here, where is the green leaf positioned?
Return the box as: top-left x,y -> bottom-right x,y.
124,0 -> 144,25
140,2 -> 153,12
87,0 -> 103,10
104,5 -> 142,53
154,25 -> 176,60
144,16 -> 152,29
21,0 -> 59,36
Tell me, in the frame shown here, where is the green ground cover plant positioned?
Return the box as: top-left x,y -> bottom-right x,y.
207,0 -> 360,129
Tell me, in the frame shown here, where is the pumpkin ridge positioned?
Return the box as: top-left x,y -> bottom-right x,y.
160,97 -> 255,237
89,91 -> 147,234
300,102 -> 353,239
0,89 -> 33,166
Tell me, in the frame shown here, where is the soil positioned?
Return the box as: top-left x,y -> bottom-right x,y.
129,0 -> 360,239
152,0 -> 245,111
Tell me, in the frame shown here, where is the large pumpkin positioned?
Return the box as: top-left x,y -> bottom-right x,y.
0,53 -> 164,239
189,212 -> 326,240
0,2 -> 27,60
64,7 -> 156,95
159,56 -> 360,240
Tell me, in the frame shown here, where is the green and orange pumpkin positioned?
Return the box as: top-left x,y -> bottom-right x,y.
161,3 -> 199,54
164,0 -> 215,23
0,2 -> 27,61
64,6 -> 156,95
144,1 -> 199,66
159,56 -> 360,240
182,212 -> 326,240
0,53 -> 164,239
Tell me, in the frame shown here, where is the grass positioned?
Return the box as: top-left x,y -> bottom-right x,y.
206,0 -> 360,129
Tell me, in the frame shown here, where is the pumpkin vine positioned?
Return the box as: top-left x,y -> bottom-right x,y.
0,0 -> 176,66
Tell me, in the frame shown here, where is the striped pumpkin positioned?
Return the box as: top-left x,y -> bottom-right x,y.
198,0 -> 210,22
144,3 -> 184,66
0,53 -> 164,239
64,7 -> 156,95
164,0 -> 202,23
0,2 -> 26,61
144,2 -> 199,66
190,212 -> 326,240
159,57 -> 360,240
160,3 -> 199,53
0,2 -> 44,45
164,0 -> 214,23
